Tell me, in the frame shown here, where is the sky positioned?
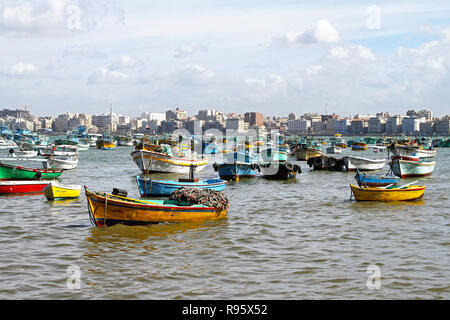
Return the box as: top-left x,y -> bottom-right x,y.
1,0 -> 450,118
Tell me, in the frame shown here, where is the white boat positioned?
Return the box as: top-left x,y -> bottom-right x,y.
326,145 -> 342,154
390,158 -> 435,178
342,156 -> 386,171
45,154 -> 79,170
130,149 -> 208,174
388,144 -> 436,159
10,149 -> 38,158
0,137 -> 17,149
88,134 -> 102,147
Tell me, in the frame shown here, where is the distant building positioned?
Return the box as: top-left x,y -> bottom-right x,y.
368,117 -> 386,134
226,118 -> 245,132
333,119 -> 350,134
350,119 -> 368,134
435,119 -> 450,135
287,119 -> 310,133
244,112 -> 264,126
420,121 -> 435,136
402,117 -> 426,135
288,113 -> 297,120
166,108 -> 187,121
386,116 -> 403,135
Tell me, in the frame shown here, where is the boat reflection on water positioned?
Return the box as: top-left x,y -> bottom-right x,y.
84,219 -> 230,244
45,198 -> 82,207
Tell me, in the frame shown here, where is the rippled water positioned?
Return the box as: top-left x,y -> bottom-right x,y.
0,145 -> 448,299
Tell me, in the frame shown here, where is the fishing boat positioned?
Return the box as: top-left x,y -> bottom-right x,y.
351,142 -> 368,151
388,144 -> 436,159
0,162 -> 63,180
0,180 -> 51,195
43,181 -> 81,200
342,156 -> 386,171
326,145 -> 342,154
85,187 -> 228,227
136,176 -> 226,197
88,134 -> 102,147
96,135 -> 117,150
115,136 -> 134,146
213,150 -> 259,180
0,137 -> 17,149
292,144 -> 325,161
354,169 -> 399,187
45,154 -> 79,170
389,158 -> 436,178
131,144 -> 208,174
259,148 -> 301,180
350,182 -> 425,202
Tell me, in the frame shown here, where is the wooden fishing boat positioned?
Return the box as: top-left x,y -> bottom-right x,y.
342,156 -> 386,171
354,169 -> 399,187
259,148 -> 301,180
388,144 -> 436,159
43,181 -> 81,200
136,176 -> 226,197
85,187 -> 228,227
0,180 -> 51,195
0,162 -> 63,180
351,142 -> 368,151
293,145 -> 325,161
45,154 -> 78,170
10,149 -> 38,158
350,183 -> 425,201
213,151 -> 259,180
130,149 -> 208,174
389,158 -> 436,178
96,136 -> 117,150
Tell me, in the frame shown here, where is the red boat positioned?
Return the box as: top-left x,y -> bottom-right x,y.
0,180 -> 51,195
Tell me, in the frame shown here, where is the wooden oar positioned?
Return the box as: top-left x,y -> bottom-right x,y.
398,181 -> 419,189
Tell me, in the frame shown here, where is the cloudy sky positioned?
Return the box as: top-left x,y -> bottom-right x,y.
1,0 -> 450,118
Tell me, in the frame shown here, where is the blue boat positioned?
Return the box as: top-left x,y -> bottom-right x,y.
213,151 -> 259,180
136,176 -> 226,197
355,169 -> 399,187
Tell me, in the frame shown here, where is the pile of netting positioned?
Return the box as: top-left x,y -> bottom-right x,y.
169,187 -> 230,210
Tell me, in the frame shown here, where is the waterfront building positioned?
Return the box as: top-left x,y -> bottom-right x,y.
333,118 -> 351,134
402,117 -> 426,135
435,119 -> 450,135
420,121 -> 435,136
287,119 -> 310,133
386,116 -> 403,135
368,117 -> 386,134
350,119 -> 368,135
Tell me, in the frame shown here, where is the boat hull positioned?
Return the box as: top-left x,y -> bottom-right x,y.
213,163 -> 257,180
294,148 -> 324,161
131,150 -> 208,174
260,162 -> 300,180
0,163 -> 63,180
350,184 -> 425,201
355,172 -> 399,187
390,159 -> 436,178
43,182 -> 81,200
137,177 -> 226,197
343,156 -> 386,171
0,180 -> 50,194
85,188 -> 227,227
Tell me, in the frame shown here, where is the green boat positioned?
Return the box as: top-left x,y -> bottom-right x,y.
0,162 -> 63,180
438,139 -> 450,147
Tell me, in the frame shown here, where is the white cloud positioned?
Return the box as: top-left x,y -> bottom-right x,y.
174,44 -> 208,58
0,0 -> 124,37
109,55 -> 145,70
327,45 -> 375,61
8,62 -> 38,75
173,64 -> 215,86
63,44 -> 107,59
88,67 -> 128,84
273,19 -> 340,47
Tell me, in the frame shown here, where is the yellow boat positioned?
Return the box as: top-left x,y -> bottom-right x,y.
85,187 -> 228,227
43,181 -> 82,200
350,183 -> 425,202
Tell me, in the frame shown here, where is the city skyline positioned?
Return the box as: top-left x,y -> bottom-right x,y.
1,1 -> 450,117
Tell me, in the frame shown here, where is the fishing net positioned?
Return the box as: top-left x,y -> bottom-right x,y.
169,187 -> 230,210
